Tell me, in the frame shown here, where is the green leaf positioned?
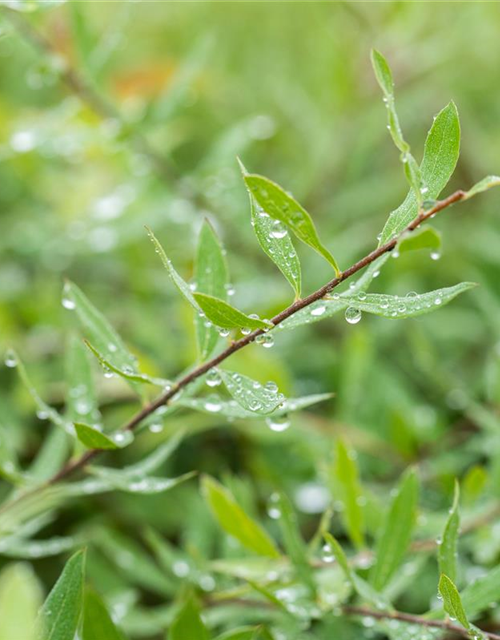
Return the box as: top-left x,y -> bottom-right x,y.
193,293 -> 272,330
331,440 -> 365,549
146,227 -> 199,311
343,282 -> 477,320
219,369 -> 285,415
244,174 -> 340,273
369,468 -> 419,590
461,564 -> 500,619
65,333 -> 98,426
88,468 -> 195,494
82,589 -> 125,640
398,226 -> 442,256
38,549 -> 86,640
438,574 -> 470,632
74,423 -> 133,450
195,219 -> 230,360
0,535 -> 81,559
346,254 -> 391,296
463,175 -> 500,200
62,282 -> 138,377
378,101 -> 460,246
275,297 -> 348,332
239,160 -> 301,298
85,340 -> 170,387
0,564 -> 43,640
170,596 -> 210,640
215,628 -> 259,640
438,481 -> 460,583
371,49 -> 423,201
178,392 -> 332,420
201,476 -> 280,558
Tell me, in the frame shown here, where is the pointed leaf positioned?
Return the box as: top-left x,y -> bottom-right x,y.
219,370 -> 285,415
244,174 -> 340,273
74,423 -> 133,450
438,574 -> 470,631
170,597 -> 210,640
378,101 -> 460,245
146,227 -> 199,310
276,297 -> 348,332
438,481 -> 460,583
463,175 -> 500,200
38,549 -> 86,640
0,564 -> 43,640
370,469 -> 419,590
195,219 -> 229,360
202,476 -> 280,558
82,589 -> 125,640
88,468 -> 195,494
193,293 -> 271,330
331,440 -> 365,549
343,282 -> 477,320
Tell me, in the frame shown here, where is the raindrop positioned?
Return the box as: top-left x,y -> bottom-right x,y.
357,292 -> 367,301
206,370 -> 221,388
61,288 -> 75,310
267,492 -> 281,519
264,381 -> 278,393
217,327 -> 230,338
266,413 -> 290,432
224,283 -> 235,297
4,349 -> 18,368
36,409 -> 49,420
406,291 -> 418,299
322,544 -> 335,563
261,334 -> 274,349
148,423 -> 164,434
373,269 -> 380,279
345,307 -> 362,325
205,395 -> 221,413
434,296 -> 442,305
430,251 -> 441,261
241,327 -> 251,336
311,305 -> 326,317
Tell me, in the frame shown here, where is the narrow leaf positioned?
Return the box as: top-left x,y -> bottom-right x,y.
74,423 -> 133,450
82,589 -> 125,640
370,469 -> 419,590
276,297 -> 348,332
0,564 -> 43,640
343,282 -> 477,320
170,596 -> 210,640
38,549 -> 86,640
463,175 -> 500,200
219,369 -> 285,415
88,468 -> 195,495
202,476 -> 280,558
0,535 -> 81,559
438,481 -> 460,583
193,293 -> 272,330
331,440 -> 365,549
244,174 -> 340,273
438,574 -> 470,631
195,219 -> 229,360
398,226 -> 442,256
378,101 -> 460,246
65,334 -> 98,426
461,564 -> 500,619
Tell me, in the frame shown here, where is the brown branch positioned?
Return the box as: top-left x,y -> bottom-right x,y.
1,7 -> 178,184
343,605 -> 500,640
46,189 -> 466,485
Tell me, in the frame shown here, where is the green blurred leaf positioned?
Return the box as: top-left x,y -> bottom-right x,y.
74,422 -> 133,450
369,469 -> 419,590
343,282 -> 477,320
65,333 -> 98,426
202,476 -> 280,558
463,175 -> 500,200
438,574 -> 470,632
215,627 -> 259,640
0,563 -> 43,640
88,468 -> 195,495
461,564 -> 500,619
438,481 -> 460,583
193,293 -> 272,330
195,219 -> 229,360
62,282 -> 138,377
0,535 -> 81,559
38,549 -> 86,640
331,440 -> 365,549
219,369 -> 285,415
239,160 -> 301,298
378,101 -> 460,245
244,174 -> 340,274
82,589 -> 125,640
170,596 -> 210,640
398,226 -> 442,256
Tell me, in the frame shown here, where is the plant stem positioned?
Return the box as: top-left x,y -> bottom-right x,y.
343,605 -> 500,640
47,189 -> 465,485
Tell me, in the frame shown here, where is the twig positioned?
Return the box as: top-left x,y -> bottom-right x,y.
46,189 -> 466,485
343,605 -> 500,640
1,7 -> 178,184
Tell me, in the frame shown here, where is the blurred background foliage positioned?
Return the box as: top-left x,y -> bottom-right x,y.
1,1 -> 500,638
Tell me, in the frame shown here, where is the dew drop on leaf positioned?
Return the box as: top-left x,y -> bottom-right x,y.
206,370 -> 222,388
205,395 -> 222,413
345,307 -> 362,325
266,413 -> 291,432
4,349 -> 18,368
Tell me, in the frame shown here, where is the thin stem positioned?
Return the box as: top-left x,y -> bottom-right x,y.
47,189 -> 465,485
343,605 -> 500,640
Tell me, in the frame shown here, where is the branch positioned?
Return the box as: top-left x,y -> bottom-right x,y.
343,605 -> 500,640
47,189 -> 466,485
1,7 -> 178,184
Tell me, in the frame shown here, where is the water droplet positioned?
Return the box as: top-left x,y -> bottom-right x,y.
206,370 -> 221,388
430,251 -> 441,261
266,413 -> 290,432
264,381 -> 278,393
217,327 -> 230,337
311,305 -> 326,317
224,283 -> 235,297
434,296 -> 442,305
345,307 -> 361,325
406,291 -> 418,299
61,286 -> 75,310
373,269 -> 380,279
108,343 -> 117,353
357,292 -> 367,301
420,185 -> 429,195
205,395 -> 221,413
113,432 -> 126,444
267,492 -> 281,518
392,247 -> 400,259
149,422 -> 164,433
261,334 -> 274,349
241,327 -> 251,336
322,544 -> 335,563
36,409 -> 49,420
270,220 -> 287,239
4,349 -> 18,368
172,560 -> 190,577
